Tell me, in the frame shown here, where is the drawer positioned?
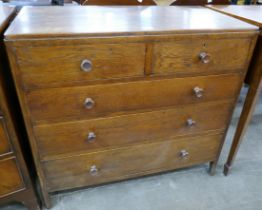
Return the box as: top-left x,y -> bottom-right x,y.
35,100 -> 234,160
0,158 -> 24,197
152,38 -> 251,76
15,43 -> 146,89
27,74 -> 243,124
0,116 -> 12,156
44,133 -> 223,192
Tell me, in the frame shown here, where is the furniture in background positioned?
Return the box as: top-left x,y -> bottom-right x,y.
170,0 -> 230,5
0,5 -> 40,210
206,5 -> 262,176
80,0 -> 156,5
4,6 -> 257,208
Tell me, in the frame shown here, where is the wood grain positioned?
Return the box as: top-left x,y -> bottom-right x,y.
0,117 -> 12,156
152,38 -> 251,75
43,133 -> 223,192
4,6 -> 258,40
15,43 -> 146,89
35,100 -> 234,160
26,74 -> 243,124
0,158 -> 24,197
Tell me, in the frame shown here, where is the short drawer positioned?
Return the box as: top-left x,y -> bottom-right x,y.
44,133 -> 222,192
15,43 -> 146,89
0,158 -> 24,197
152,38 -> 251,76
35,100 -> 234,160
27,74 -> 243,124
0,116 -> 12,156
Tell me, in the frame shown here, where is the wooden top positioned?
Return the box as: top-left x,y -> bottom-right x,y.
0,5 -> 15,34
4,6 -> 258,40
206,5 -> 262,28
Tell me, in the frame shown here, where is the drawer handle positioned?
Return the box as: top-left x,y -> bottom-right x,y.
180,150 -> 189,159
199,52 -> 211,64
193,87 -> 204,98
87,132 -> 96,142
90,165 -> 98,176
81,59 -> 92,72
187,118 -> 196,127
84,98 -> 95,109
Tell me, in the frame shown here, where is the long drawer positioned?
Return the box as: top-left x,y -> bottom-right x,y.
14,43 -> 146,89
44,133 -> 223,192
152,38 -> 251,76
0,157 -> 24,197
0,116 -> 12,156
27,74 -> 243,124
35,100 -> 234,160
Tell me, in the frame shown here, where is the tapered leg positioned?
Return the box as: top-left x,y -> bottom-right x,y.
209,161 -> 217,176
224,80 -> 262,176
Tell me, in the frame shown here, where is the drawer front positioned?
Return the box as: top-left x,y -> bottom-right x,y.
0,116 -> 12,156
35,100 -> 234,160
15,43 -> 146,89
27,74 -> 242,124
0,158 -> 24,197
152,38 -> 251,76
44,133 -> 223,191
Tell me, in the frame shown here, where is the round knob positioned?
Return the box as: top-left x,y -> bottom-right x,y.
89,165 -> 98,176
179,150 -> 189,159
193,87 -> 204,98
81,59 -> 92,72
87,132 -> 96,142
199,52 -> 211,64
84,98 -> 95,109
187,118 -> 196,127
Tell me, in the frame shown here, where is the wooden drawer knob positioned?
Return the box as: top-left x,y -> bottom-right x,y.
179,150 -> 189,159
84,98 -> 95,109
193,87 -> 204,98
199,52 -> 211,64
89,165 -> 98,176
81,59 -> 92,72
187,118 -> 196,127
87,132 -> 96,142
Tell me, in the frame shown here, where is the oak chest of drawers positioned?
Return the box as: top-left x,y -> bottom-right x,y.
4,6 -> 258,208
0,5 -> 39,210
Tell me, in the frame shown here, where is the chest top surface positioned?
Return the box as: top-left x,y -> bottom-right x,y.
207,5 -> 262,28
0,5 -> 15,34
4,6 -> 258,40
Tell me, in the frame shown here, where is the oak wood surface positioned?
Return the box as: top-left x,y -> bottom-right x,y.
4,6 -> 259,208
206,5 -> 262,28
43,133 -> 223,192
81,0 -> 156,5
0,157 -> 24,198
26,74 -> 243,124
35,100 -> 234,160
4,6 -> 258,40
0,117 -> 12,156
0,5 -> 40,210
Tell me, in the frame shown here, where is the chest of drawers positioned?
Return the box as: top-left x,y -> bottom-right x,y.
0,5 -> 39,210
4,6 -> 258,208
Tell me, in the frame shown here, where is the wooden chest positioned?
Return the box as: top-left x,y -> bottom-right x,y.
4,6 -> 258,208
0,5 -> 39,210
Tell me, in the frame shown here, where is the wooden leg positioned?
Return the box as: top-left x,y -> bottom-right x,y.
224,79 -> 262,176
209,161 -> 217,176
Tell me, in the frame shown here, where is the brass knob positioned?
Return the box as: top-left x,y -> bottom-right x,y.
180,150 -> 189,158
84,98 -> 95,109
187,118 -> 196,127
90,165 -> 98,176
193,87 -> 204,98
199,52 -> 211,64
87,132 -> 96,142
81,59 -> 92,72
